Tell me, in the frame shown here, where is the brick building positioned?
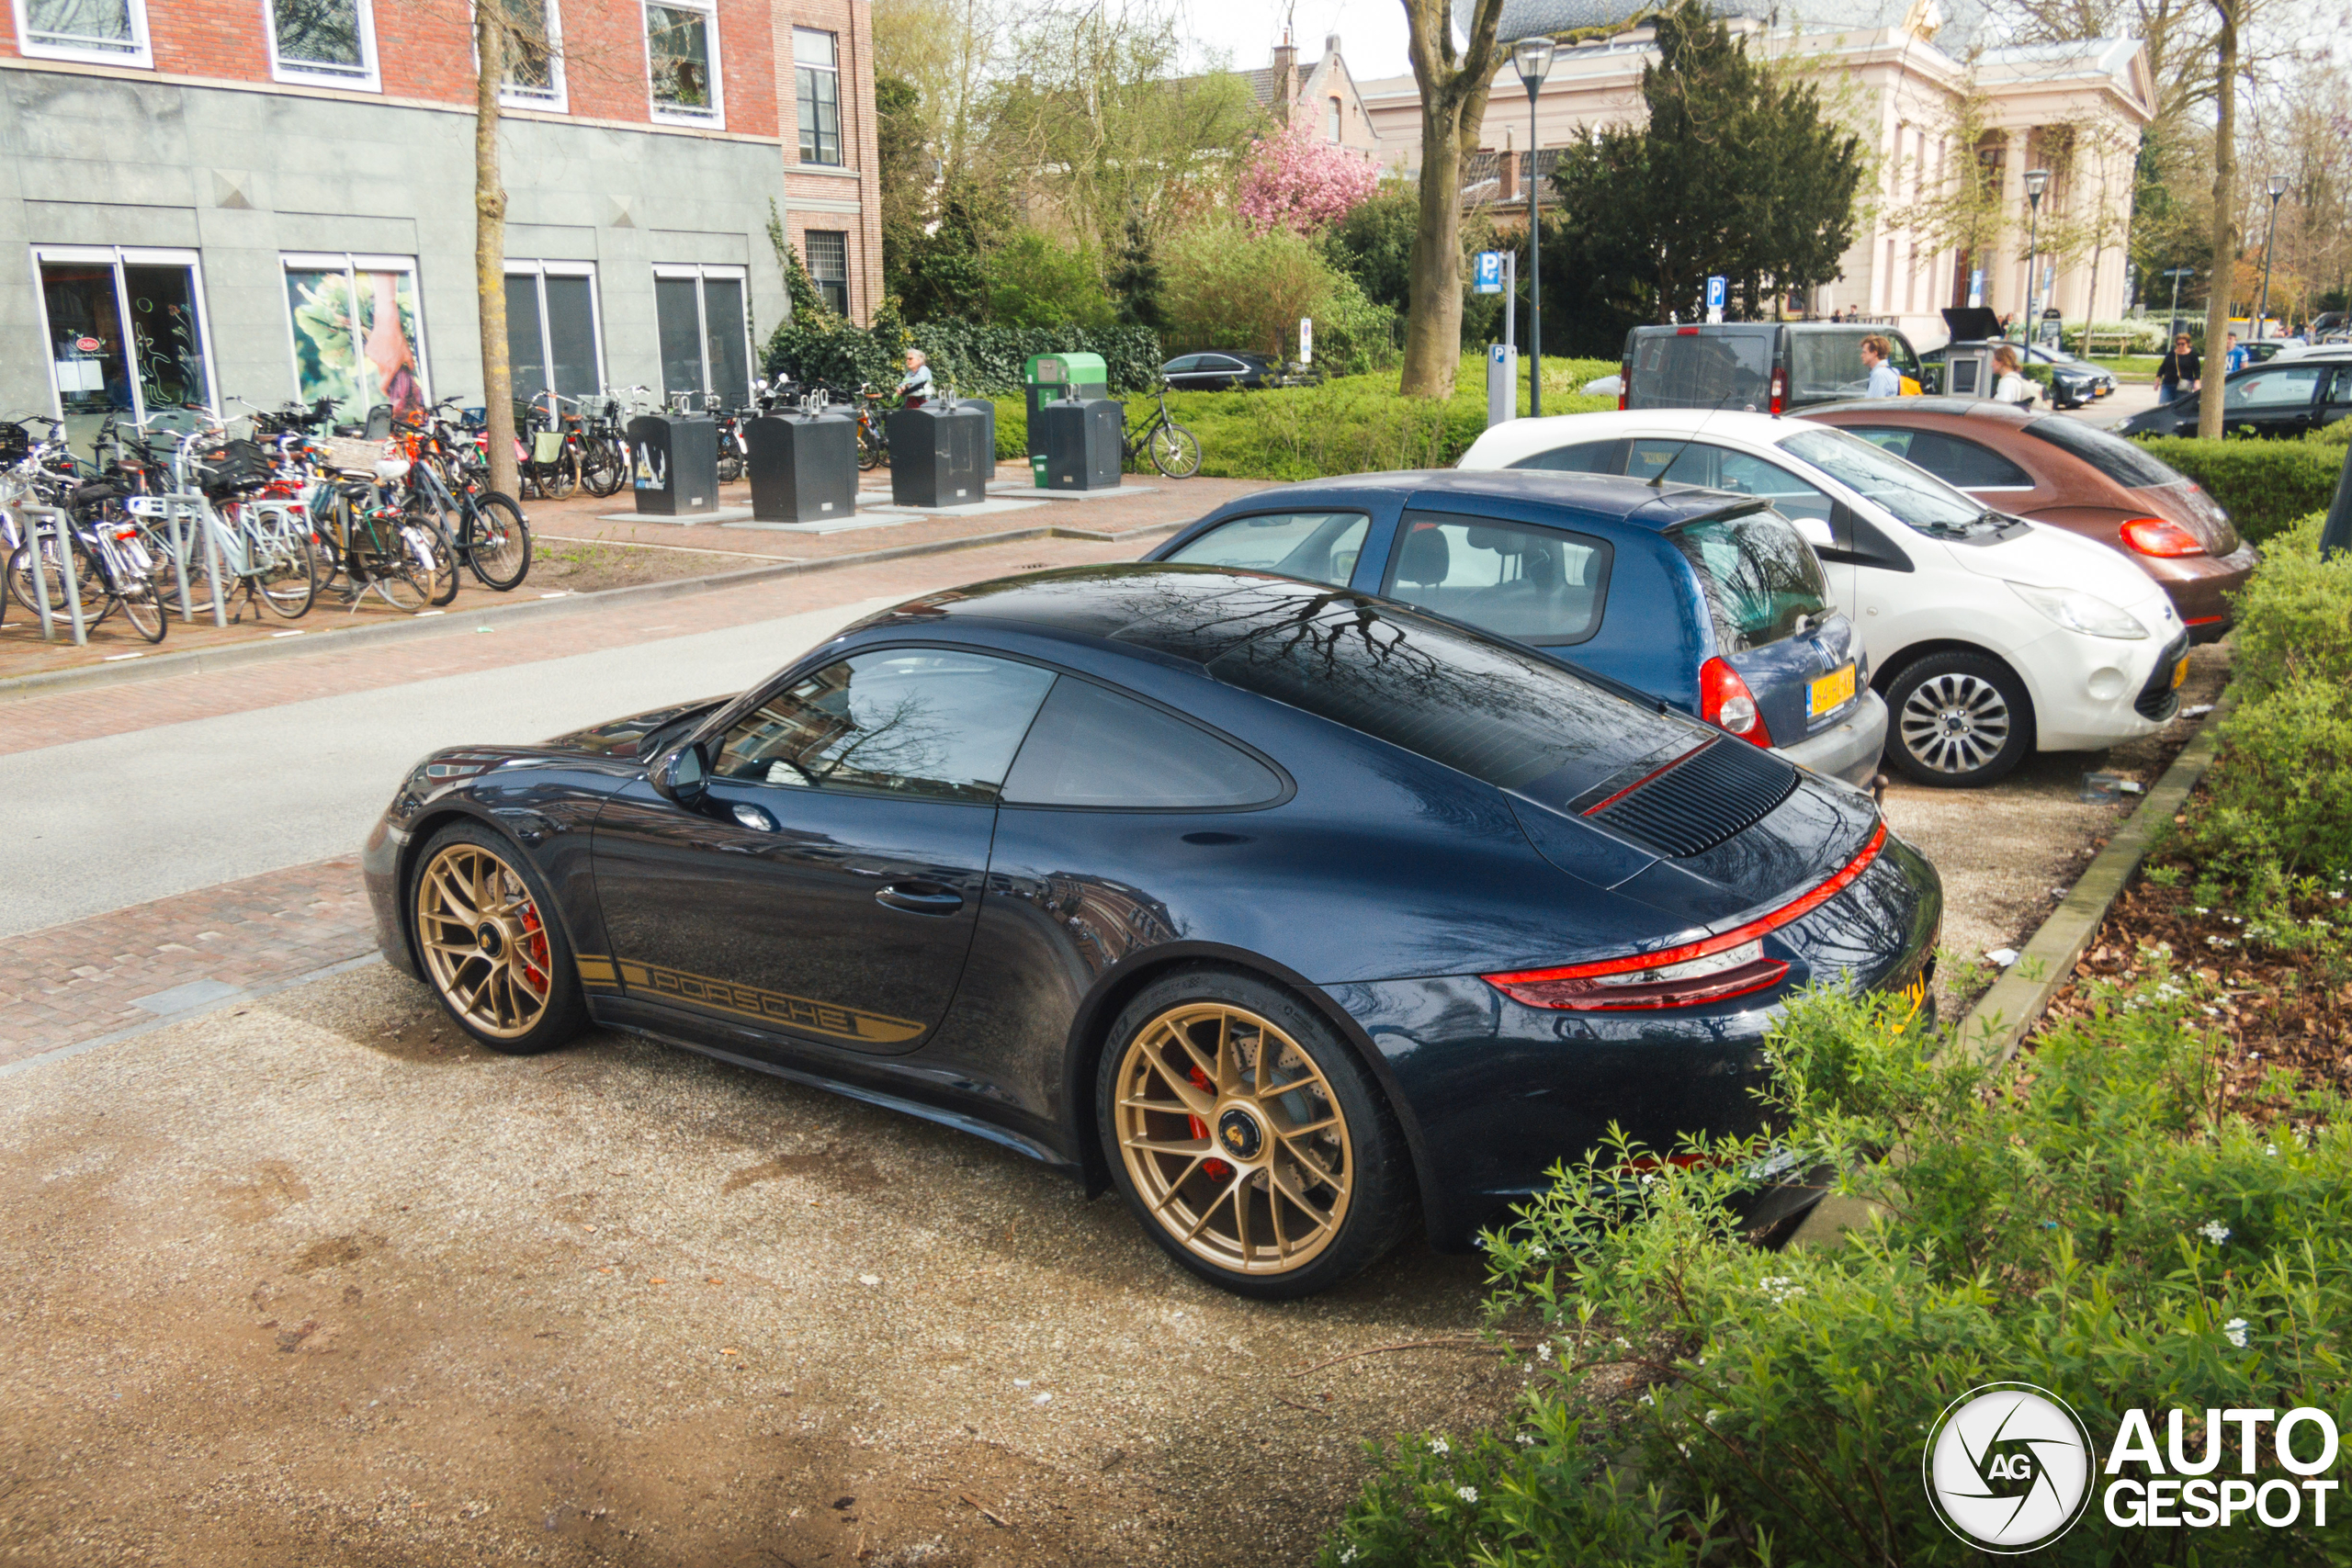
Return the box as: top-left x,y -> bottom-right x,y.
1,0 -> 876,444
772,0 -> 880,322
1250,32 -> 1383,168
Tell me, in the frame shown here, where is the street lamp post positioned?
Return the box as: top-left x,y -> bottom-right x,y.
2022,167 -> 2050,344
1511,37 -> 1555,417
2257,174 -> 2288,340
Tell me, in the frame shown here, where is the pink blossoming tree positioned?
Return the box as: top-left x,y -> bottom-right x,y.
1235,123 -> 1379,237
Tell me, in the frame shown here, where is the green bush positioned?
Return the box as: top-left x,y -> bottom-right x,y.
982,231 -> 1116,331
2222,513 -> 2352,699
2188,675 -> 2352,887
1311,275 -> 1402,378
2132,435 -> 2344,545
1329,979 -> 2352,1567
763,318 -> 1163,399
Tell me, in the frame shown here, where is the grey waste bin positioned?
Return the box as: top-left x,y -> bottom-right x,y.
954,399 -> 999,481
627,414 -> 719,515
745,412 -> 858,523
1032,397 -> 1124,491
886,402 -> 989,509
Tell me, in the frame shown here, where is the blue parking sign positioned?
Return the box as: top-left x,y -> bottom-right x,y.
1475,252 -> 1504,294
1705,275 -> 1726,312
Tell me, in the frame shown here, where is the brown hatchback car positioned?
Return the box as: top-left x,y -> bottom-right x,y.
1800,398 -> 2257,641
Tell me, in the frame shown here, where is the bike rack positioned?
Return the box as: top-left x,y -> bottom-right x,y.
130,492 -> 230,628
9,503 -> 86,646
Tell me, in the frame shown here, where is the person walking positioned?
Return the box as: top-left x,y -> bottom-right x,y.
1860,334 -> 1901,399
2223,332 -> 2247,375
2155,333 -> 2200,406
1991,345 -> 2035,407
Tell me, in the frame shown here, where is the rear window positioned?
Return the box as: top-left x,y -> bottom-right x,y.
1203,602 -> 1642,791
1671,512 -> 1832,652
1847,426 -> 2034,489
2018,418 -> 2182,490
1627,331 -> 1770,410
1508,439 -> 1623,473
1161,511 -> 1369,588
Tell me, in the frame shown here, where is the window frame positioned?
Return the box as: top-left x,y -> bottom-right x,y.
1326,96 -> 1341,141
640,0 -> 724,129
793,26 -> 843,166
1376,509 -> 1616,649
31,243 -> 220,439
262,0 -> 380,90
495,0 -> 568,111
12,0 -> 152,64
803,229 -> 850,315
650,261 -> 753,407
1000,671 -> 1294,815
501,258 -> 605,410
277,251 -> 434,422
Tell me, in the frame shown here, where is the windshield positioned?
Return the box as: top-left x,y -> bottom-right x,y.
1775,426 -> 2007,538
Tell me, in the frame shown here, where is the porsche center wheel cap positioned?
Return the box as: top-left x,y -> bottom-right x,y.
477,922 -> 507,958
1216,1105 -> 1266,1162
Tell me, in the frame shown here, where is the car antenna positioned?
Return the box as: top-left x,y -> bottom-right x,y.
1646,391 -> 1738,489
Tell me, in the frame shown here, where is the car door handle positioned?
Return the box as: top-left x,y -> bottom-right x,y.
876,883 -> 965,915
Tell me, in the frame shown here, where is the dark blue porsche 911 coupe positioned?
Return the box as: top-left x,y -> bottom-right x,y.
365,564 -> 1940,1297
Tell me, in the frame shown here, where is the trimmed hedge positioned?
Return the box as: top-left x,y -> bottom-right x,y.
2133,434 -> 2346,546
763,316 -> 1163,400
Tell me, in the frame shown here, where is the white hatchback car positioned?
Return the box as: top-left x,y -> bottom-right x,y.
1459,410 -> 2190,786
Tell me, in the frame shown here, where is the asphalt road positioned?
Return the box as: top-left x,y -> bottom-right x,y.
0,597 -> 894,938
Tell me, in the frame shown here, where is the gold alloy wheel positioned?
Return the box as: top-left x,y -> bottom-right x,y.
413,842 -> 555,1040
1114,1002 -> 1354,1275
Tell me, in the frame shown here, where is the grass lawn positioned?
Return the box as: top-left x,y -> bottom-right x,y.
2081,354 -> 2162,382
992,353 -> 1618,482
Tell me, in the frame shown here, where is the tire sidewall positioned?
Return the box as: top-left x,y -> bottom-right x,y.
1094,966 -> 1408,1299
1883,651 -> 2034,787
407,819 -> 586,1054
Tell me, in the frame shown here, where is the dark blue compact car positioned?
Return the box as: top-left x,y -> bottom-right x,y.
366,566 -> 1940,1298
1147,470 -> 1889,786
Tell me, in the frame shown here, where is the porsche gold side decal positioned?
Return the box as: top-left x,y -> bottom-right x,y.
576,953 -> 924,1045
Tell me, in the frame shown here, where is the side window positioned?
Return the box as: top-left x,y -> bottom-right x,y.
1632,440 -> 1832,523
1508,438 -> 1624,473
1164,355 -> 1202,373
2225,367 -> 2324,409
711,650 -> 1055,805
1161,511 -> 1370,587
1846,426 -> 2031,489
1002,680 -> 1283,808
1383,512 -> 1613,645
2328,367 -> 2352,406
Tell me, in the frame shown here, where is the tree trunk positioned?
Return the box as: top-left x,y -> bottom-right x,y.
1397,0 -> 1505,399
2197,0 -> 2236,440
476,5 -> 520,497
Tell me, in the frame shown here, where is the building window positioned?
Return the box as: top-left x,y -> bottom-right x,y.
280,254 -> 430,426
499,0 -> 566,110
14,0 -> 153,65
795,28 -> 842,165
34,246 -> 215,455
1327,96 -> 1341,141
805,231 -> 850,315
265,0 -> 378,87
503,261 -> 604,413
644,0 -> 722,127
652,265 -> 752,409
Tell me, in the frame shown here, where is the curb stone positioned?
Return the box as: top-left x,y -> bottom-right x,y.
0,518 -> 1186,705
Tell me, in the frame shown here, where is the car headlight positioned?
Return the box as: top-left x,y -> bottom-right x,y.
2009,582 -> 2150,640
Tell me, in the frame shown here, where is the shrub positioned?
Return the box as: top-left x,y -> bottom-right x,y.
2188,675 -> 2352,888
1310,275 -> 1401,378
2132,435 -> 2343,545
2222,513 -> 2352,699
981,230 -> 1116,331
1160,219 -> 1338,359
1328,980 -> 2352,1567
763,318 -> 1162,398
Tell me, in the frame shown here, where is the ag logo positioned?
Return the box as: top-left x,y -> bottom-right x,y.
1923,1382 -> 2095,1552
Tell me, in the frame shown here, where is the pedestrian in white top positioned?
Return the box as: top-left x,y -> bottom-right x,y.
1860,334 -> 1901,399
898,350 -> 934,408
1991,345 -> 2035,407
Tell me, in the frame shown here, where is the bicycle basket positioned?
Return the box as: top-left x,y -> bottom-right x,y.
192,437 -> 272,496
319,435 -> 389,474
0,422 -> 28,464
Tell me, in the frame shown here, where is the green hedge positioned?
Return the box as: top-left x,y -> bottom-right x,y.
2133,434 -> 2346,546
763,316 -> 1163,400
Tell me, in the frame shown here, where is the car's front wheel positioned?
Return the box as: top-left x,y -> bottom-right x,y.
409,822 -> 587,1054
1099,970 -> 1414,1298
1883,651 -> 2034,787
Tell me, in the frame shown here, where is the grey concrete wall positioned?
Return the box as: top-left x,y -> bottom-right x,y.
0,70 -> 786,420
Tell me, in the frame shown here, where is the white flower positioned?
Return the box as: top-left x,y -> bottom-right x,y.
1456,1486 -> 1479,1505
2266,1145 -> 2278,1157
1705,1410 -> 1722,1427
1429,1436 -> 1450,1456
1535,1341 -> 1554,1361
2223,1317 -> 2250,1348
1516,1434 -> 1535,1447
2199,1221 -> 2231,1245
1340,1548 -> 1358,1564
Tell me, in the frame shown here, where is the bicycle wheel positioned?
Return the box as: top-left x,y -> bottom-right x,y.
543,452 -> 579,502
253,526 -> 319,620
402,512 -> 460,606
365,545 -> 433,613
115,577 -> 168,643
582,437 -> 627,497
6,536 -> 107,623
1149,421 -> 1204,479
463,492 -> 532,591
856,422 -> 882,471
717,442 -> 743,483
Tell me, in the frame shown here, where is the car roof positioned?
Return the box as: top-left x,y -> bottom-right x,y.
1464,408 -> 1802,466
1194,467 -> 1747,532
1802,397 -> 2041,426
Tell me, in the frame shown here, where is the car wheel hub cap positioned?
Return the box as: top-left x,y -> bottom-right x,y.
1113,1002 -> 1352,1276
414,843 -> 552,1040
1900,671 -> 2011,774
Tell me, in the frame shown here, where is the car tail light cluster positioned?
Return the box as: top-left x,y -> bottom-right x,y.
1700,657 -> 1773,747
1483,823 -> 1890,1011
1618,358 -> 1631,411
2120,517 -> 2206,558
1769,366 -> 1788,416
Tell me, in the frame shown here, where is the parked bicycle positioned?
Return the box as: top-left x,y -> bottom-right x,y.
1122,383 -> 1202,479
2,417 -> 172,642
393,400 -> 532,593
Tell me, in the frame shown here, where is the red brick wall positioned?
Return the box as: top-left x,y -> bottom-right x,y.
775,0 -> 879,321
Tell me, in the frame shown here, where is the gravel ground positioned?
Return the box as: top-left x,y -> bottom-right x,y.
0,965 -> 1511,1568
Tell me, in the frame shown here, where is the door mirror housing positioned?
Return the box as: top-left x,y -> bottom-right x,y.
653,741 -> 709,805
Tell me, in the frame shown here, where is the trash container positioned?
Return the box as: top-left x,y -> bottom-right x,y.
744,412 -> 858,523
1032,395 -> 1124,491
1022,353 -> 1107,460
954,398 -> 1000,483
885,401 -> 989,509
627,414 -> 719,516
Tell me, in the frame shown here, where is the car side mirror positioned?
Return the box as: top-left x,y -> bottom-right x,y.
653,741 -> 708,806
1789,513 -> 1837,550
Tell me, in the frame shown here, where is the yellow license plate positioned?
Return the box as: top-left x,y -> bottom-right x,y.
2170,656 -> 2188,690
1809,663 -> 1857,717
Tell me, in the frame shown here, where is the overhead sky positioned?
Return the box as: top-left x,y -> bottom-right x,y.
1167,0 -> 1419,83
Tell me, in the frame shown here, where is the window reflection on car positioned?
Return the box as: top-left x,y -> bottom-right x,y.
1774,426 -> 2008,538
1160,511 -> 1369,587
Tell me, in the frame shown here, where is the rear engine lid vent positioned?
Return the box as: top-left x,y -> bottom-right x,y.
1571,738 -> 1798,858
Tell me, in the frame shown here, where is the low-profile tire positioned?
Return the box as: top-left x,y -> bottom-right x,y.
1098,968 -> 1415,1299
1883,650 -> 2034,787
407,822 -> 588,1054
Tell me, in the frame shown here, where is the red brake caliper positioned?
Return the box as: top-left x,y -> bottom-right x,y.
1188,1064 -> 1231,1182
518,904 -> 550,988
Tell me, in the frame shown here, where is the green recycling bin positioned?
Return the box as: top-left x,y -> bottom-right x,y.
1023,353 -> 1108,461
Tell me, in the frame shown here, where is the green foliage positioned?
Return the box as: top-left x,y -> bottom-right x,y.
1107,210 -> 1167,333
1160,219 -> 1340,359
1329,979 -> 2352,1567
895,171 -> 1009,323
981,230 -> 1115,331
767,201 -> 832,323
1308,276 -> 1401,378
2224,513 -> 2352,699
2132,435 -> 2346,545
763,317 -> 1160,399
875,73 -> 928,303
1323,183 -> 1419,312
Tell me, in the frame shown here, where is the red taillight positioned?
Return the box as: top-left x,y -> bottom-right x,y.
1769,366 -> 1787,416
1701,656 -> 1773,747
2120,516 -> 2205,558
1483,823 -> 1890,1011
1676,326 -> 1699,335
1619,358 -> 1631,411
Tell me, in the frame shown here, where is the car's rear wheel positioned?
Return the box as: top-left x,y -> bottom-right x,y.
410,823 -> 586,1054
1883,651 -> 2033,787
1099,970 -> 1413,1298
